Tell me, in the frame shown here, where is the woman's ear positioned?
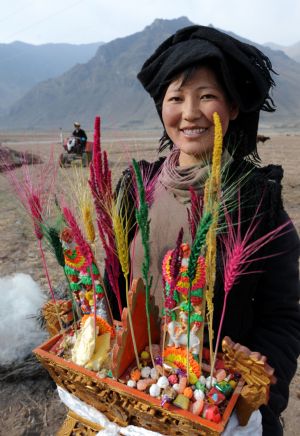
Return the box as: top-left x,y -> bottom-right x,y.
230,103 -> 239,121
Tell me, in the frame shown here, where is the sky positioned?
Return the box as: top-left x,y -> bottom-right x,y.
0,0 -> 299,47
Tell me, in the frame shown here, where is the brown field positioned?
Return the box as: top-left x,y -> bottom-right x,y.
0,130 -> 299,435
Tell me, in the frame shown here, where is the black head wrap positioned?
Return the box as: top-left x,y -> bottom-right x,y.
137,25 -> 276,161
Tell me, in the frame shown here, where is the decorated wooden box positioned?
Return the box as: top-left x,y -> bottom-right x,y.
32,278 -> 276,436
34,339 -> 244,435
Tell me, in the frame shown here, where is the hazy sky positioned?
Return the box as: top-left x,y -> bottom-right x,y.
0,0 -> 299,47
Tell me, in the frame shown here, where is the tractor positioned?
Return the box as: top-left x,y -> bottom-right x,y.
59,137 -> 93,168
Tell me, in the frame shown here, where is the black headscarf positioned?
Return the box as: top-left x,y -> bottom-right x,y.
137,25 -> 276,161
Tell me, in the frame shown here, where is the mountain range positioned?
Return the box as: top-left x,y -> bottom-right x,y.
0,17 -> 299,131
264,41 -> 300,63
0,41 -> 102,115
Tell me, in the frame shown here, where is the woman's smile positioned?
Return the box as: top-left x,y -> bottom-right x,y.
181,127 -> 209,137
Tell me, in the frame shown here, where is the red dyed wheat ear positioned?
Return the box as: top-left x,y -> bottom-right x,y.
89,116 -> 122,317
211,191 -> 291,374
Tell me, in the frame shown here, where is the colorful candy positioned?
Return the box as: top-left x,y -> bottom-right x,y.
202,404 -> 222,423
207,387 -> 226,405
191,399 -> 204,415
149,384 -> 161,397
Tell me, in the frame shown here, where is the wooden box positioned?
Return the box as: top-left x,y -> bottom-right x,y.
34,332 -> 243,436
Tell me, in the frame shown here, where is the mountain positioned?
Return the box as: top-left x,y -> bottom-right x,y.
1,18 -> 300,131
264,41 -> 300,63
0,17 -> 192,130
223,32 -> 300,129
0,41 -> 103,115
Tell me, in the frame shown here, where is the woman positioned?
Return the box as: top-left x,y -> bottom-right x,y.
111,25 -> 300,435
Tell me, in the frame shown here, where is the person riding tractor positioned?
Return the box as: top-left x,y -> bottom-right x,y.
60,122 -> 90,167
67,122 -> 88,155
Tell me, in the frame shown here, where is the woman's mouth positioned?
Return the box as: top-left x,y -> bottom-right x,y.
181,127 -> 208,136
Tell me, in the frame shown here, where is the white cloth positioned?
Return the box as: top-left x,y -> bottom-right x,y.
57,386 -> 162,436
223,410 -> 262,435
57,386 -> 262,436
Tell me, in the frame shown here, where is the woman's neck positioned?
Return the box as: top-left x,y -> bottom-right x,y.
178,151 -> 208,167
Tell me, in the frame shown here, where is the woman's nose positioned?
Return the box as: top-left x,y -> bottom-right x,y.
182,98 -> 201,120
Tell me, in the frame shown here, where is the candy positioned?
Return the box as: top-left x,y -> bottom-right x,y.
215,381 -> 233,398
183,387 -> 193,399
137,378 -> 155,391
130,368 -> 141,381
207,387 -> 226,405
127,380 -> 136,388
141,351 -> 150,360
150,367 -> 159,380
178,375 -> 187,393
191,399 -> 204,415
173,394 -> 190,410
195,381 -> 205,391
168,374 -> 178,385
141,366 -> 151,378
202,404 -> 221,423
205,376 -> 217,389
157,376 -> 169,389
173,383 -> 180,392
229,380 -> 237,389
216,369 -> 227,382
149,384 -> 161,397
194,389 -> 205,401
199,375 -> 206,385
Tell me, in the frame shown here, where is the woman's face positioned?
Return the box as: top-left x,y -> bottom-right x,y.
162,66 -> 239,166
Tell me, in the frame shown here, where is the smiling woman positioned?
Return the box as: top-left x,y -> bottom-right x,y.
108,24 -> 300,436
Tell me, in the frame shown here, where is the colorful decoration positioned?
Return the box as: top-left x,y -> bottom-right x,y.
162,240 -> 208,366
60,227 -> 105,316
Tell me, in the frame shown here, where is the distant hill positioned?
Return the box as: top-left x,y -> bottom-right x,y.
223,33 -> 300,129
0,41 -> 103,115
1,18 -> 300,131
264,41 -> 300,63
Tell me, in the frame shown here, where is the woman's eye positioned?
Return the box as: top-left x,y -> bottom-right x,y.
168,96 -> 181,102
201,94 -> 216,100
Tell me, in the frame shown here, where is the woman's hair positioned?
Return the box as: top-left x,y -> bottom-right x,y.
137,25 -> 276,163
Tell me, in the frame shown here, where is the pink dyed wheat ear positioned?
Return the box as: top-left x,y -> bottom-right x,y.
2,149 -> 62,322
222,191 -> 291,294
2,147 -> 57,239
211,190 -> 291,375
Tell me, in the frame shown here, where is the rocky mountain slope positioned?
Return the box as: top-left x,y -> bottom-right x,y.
264,41 -> 300,63
0,41 -> 102,115
1,17 -> 299,131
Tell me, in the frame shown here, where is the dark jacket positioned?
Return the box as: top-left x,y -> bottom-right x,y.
109,157 -> 300,436
72,128 -> 87,141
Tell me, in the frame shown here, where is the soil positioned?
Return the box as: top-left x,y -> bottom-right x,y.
0,131 -> 299,435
